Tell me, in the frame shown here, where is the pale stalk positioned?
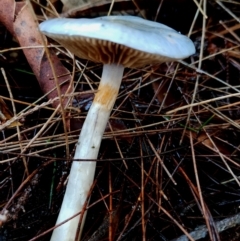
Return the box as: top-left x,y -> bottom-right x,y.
50,64 -> 124,241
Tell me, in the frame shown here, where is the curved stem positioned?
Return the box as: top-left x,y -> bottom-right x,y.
50,64 -> 124,241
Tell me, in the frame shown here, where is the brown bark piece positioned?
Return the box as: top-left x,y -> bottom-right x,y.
14,3 -> 44,77
0,0 -> 72,109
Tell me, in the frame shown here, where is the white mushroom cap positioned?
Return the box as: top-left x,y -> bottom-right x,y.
40,16 -> 195,68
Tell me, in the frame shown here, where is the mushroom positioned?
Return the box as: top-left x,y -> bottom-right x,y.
39,15 -> 195,241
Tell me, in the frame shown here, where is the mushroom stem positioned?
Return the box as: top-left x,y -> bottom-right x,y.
51,63 -> 124,241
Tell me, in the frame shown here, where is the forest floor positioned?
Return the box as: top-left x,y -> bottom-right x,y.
1,0 -> 240,240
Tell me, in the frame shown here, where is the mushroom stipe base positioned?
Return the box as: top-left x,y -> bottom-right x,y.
50,64 -> 124,241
